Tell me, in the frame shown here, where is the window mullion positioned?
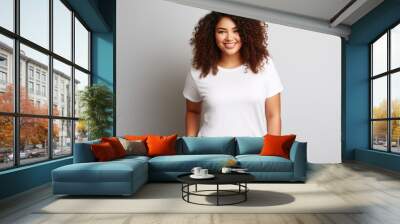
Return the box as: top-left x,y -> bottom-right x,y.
369,44 -> 374,149
388,30 -> 391,153
49,0 -> 54,160
13,0 -> 20,167
370,45 -> 373,149
71,10 -> 76,154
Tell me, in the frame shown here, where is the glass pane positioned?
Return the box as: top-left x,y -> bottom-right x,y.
20,0 -> 49,48
0,0 -> 13,31
392,24 -> 400,70
391,72 -> 400,118
391,120 -> 400,153
372,121 -> 388,151
53,0 -> 72,60
0,116 -> 13,170
74,17 -> 89,70
74,69 -> 89,118
372,77 -> 387,119
75,120 -> 88,143
20,44 -> 49,115
53,119 -> 72,157
372,33 -> 387,76
20,117 -> 49,165
0,34 -> 14,112
53,59 -> 72,117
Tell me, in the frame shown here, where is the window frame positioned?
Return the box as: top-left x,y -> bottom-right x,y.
0,0 -> 92,171
370,21 -> 400,154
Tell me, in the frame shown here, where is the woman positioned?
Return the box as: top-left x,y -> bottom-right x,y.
183,12 -> 283,137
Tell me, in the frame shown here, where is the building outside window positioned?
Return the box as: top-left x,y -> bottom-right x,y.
29,66 -> 34,79
35,83 -> 40,95
0,54 -> 7,67
42,85 -> 46,97
0,71 -> 7,93
28,81 -> 34,94
54,88 -> 58,103
41,73 -> 46,83
0,71 -> 6,83
0,54 -> 7,90
35,70 -> 40,81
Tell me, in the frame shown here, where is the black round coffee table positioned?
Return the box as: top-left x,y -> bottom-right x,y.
177,173 -> 255,206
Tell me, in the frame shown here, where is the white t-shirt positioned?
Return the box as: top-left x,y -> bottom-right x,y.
183,58 -> 283,137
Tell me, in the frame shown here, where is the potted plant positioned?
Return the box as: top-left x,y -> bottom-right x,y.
79,84 -> 113,140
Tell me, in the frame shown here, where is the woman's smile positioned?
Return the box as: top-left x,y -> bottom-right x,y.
223,42 -> 237,49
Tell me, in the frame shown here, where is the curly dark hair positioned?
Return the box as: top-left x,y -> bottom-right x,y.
190,11 -> 269,77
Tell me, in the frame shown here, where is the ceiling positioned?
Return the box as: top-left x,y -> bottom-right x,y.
166,0 -> 384,38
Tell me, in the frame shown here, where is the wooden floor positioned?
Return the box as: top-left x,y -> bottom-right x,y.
1,162 -> 400,224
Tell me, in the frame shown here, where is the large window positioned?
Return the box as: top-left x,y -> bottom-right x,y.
0,0 -> 91,171
371,23 -> 400,154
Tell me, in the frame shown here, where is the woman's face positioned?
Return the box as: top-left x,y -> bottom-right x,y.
215,16 -> 242,57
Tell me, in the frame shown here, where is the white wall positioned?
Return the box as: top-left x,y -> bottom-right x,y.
117,0 -> 341,163
268,25 -> 341,163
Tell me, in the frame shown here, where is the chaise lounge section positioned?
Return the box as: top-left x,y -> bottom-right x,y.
52,140 -> 149,195
52,137 -> 307,196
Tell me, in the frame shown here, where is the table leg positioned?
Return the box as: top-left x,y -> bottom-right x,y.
195,184 -> 197,192
187,184 -> 190,202
245,183 -> 247,201
217,184 -> 219,206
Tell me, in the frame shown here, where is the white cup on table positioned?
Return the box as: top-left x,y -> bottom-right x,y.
191,167 -> 202,176
200,169 -> 208,176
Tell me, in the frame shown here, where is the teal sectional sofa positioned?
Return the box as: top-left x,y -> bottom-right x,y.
52,137 -> 307,196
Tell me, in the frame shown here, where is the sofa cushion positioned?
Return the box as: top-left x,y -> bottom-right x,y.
91,142 -> 118,161
101,137 -> 127,158
148,154 -> 235,172
118,138 -> 148,156
115,155 -> 150,163
179,137 -> 236,155
236,155 -> 293,172
147,134 -> 177,157
235,137 -> 263,155
52,158 -> 147,183
124,135 -> 148,141
260,134 -> 296,159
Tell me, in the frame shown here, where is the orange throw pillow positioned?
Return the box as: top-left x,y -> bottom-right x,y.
260,134 -> 296,159
101,137 -> 127,158
124,135 -> 148,141
91,142 -> 117,161
146,134 -> 178,157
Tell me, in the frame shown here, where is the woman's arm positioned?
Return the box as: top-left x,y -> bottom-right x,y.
185,99 -> 202,136
265,93 -> 281,135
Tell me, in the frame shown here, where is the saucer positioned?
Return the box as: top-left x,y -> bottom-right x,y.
190,174 -> 215,179
232,170 -> 249,174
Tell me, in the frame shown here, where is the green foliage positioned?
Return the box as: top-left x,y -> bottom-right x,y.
79,84 -> 113,140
